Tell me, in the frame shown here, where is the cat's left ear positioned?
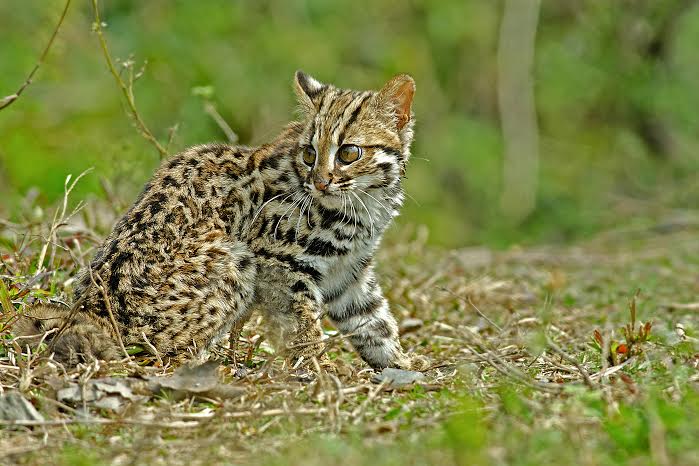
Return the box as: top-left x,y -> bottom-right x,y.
377,74 -> 415,130
294,70 -> 326,111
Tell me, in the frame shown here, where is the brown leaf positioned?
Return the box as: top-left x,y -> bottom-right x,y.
593,329 -> 603,346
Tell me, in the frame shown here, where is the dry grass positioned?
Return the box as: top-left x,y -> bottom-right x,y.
1,189 -> 698,466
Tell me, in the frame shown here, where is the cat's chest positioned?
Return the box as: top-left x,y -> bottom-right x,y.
300,238 -> 374,293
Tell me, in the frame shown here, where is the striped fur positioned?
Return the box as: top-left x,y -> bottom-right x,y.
17,71 -> 424,370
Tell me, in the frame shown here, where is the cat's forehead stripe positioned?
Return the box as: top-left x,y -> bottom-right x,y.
336,93 -> 372,143
313,91 -> 373,146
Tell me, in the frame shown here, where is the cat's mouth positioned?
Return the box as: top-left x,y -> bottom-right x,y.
304,184 -> 350,207
304,182 -> 338,197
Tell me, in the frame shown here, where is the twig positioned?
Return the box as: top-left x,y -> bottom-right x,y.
467,295 -> 503,332
661,302 -> 699,311
457,323 -> 563,393
0,0 -> 71,111
238,404 -> 308,420
165,123 -> 180,153
204,102 -> 238,143
89,0 -> 168,159
590,357 -> 635,381
47,293 -> 87,355
545,334 -> 597,389
464,343 -> 562,394
437,286 -> 502,332
351,379 -> 389,424
87,268 -> 129,360
0,418 -> 199,428
141,331 -> 163,367
35,169 -> 92,276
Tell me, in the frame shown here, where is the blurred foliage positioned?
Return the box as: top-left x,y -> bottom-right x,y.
1,0 -> 698,247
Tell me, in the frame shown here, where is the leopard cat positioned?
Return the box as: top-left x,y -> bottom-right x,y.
15,71 -> 427,371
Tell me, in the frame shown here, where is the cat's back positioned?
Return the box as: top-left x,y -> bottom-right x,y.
76,143 -> 259,294
114,143 -> 255,238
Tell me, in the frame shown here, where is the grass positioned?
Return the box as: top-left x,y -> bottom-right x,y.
1,189 -> 698,465
2,3 -> 698,464
3,1 -> 699,247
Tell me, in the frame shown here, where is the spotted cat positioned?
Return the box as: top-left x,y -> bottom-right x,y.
17,71 -> 425,370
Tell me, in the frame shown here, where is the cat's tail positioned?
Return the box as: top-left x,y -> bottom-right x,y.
12,303 -> 120,365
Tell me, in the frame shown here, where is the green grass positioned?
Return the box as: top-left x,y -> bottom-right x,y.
1,198 -> 697,464
2,2 -> 699,464
2,1 -> 699,247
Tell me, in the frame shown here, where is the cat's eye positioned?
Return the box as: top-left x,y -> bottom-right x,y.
302,146 -> 316,166
337,145 -> 362,164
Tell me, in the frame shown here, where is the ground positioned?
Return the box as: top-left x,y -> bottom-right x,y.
1,198 -> 698,466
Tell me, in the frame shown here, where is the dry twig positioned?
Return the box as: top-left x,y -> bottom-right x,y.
546,334 -> 597,389
87,268 -> 129,360
0,0 -> 71,111
36,169 -> 92,276
204,102 -> 239,143
89,0 -> 168,158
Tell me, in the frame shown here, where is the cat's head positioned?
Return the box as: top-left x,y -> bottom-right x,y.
291,71 -> 415,201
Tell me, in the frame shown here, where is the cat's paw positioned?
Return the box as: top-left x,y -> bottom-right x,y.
393,353 -> 431,372
287,340 -> 326,368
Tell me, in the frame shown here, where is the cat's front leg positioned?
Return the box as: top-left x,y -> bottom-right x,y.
285,291 -> 326,364
256,264 -> 326,365
326,268 -> 426,370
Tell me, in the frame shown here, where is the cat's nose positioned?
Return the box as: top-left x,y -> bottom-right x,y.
313,173 -> 331,191
314,177 -> 330,191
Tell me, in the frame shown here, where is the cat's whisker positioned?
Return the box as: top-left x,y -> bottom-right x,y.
357,188 -> 393,217
295,194 -> 312,241
306,198 -> 313,228
348,195 -> 358,238
340,192 -> 350,227
293,194 -> 306,240
284,193 -> 306,222
342,193 -> 354,229
274,192 -> 304,239
252,191 -> 289,224
352,191 -> 374,239
403,191 -> 421,207
340,193 -> 349,225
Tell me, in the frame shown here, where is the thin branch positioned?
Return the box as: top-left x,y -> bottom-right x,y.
88,267 -> 129,360
35,168 -> 92,276
437,286 -> 502,332
141,331 -> 163,367
204,102 -> 239,143
0,418 -> 199,428
545,334 -> 597,389
0,0 -> 72,111
89,0 -> 168,159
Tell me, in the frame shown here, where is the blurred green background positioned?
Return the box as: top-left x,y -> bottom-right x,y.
1,0 -> 698,247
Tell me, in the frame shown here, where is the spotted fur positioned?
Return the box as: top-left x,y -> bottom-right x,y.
18,71 -> 424,370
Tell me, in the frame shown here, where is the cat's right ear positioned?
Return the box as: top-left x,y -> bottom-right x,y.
294,70 -> 326,112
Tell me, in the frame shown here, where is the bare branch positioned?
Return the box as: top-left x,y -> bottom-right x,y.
88,267 -> 129,360
204,102 -> 239,144
89,0 -> 168,159
0,0 -> 72,111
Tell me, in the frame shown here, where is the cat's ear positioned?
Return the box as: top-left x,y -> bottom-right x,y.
294,70 -> 326,111
377,74 -> 415,130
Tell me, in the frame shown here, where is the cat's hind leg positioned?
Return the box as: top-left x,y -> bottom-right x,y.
144,233 -> 258,362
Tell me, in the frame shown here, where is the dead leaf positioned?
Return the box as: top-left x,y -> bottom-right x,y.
0,392 -> 44,423
371,368 -> 426,389
146,361 -> 245,400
